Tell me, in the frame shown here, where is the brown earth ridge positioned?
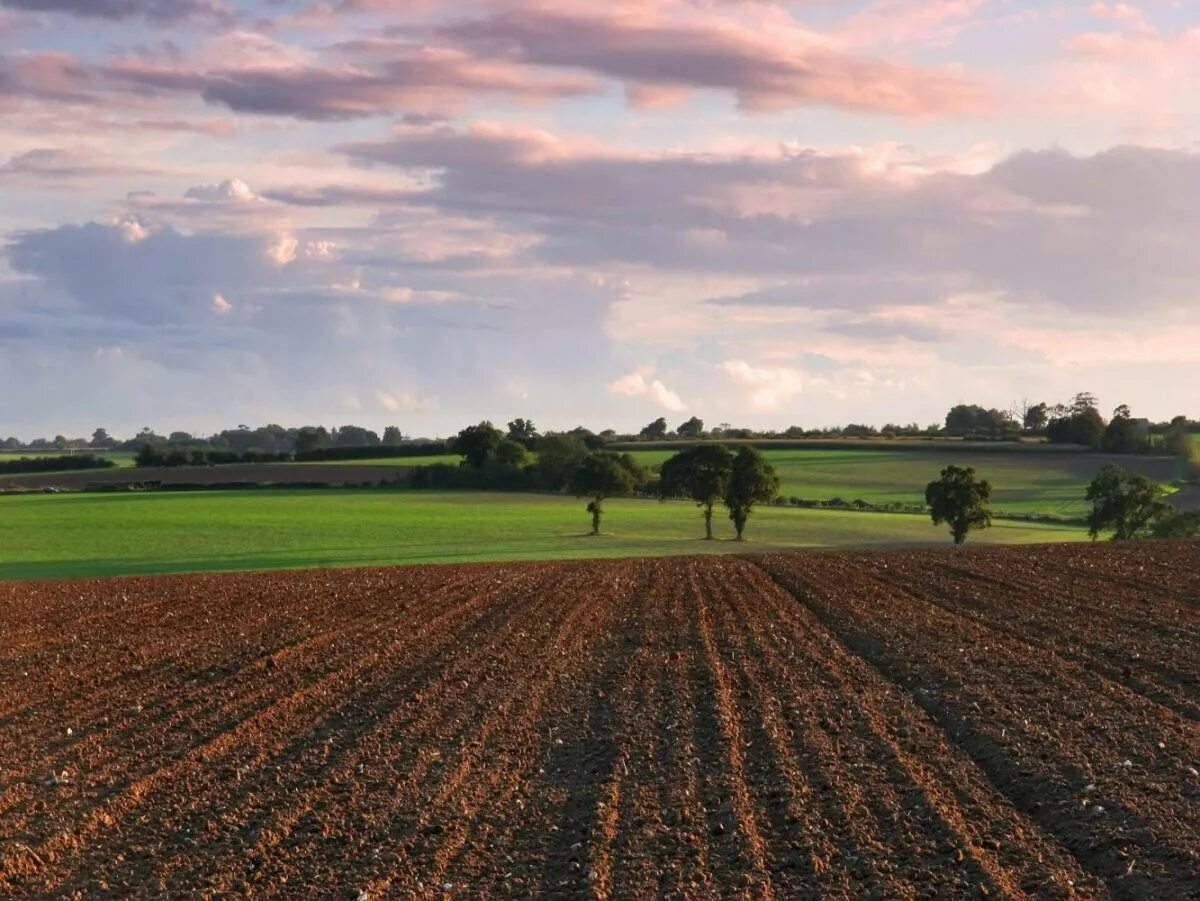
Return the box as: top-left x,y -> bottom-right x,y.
1,542 -> 1198,898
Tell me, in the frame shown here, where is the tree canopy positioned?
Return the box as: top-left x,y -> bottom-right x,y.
570,452 -> 645,536
725,447 -> 780,541
1085,465 -> 1173,541
925,465 -> 993,545
451,421 -> 505,469
660,445 -> 734,539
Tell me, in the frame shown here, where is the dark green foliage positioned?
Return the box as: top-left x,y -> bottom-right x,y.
660,445 -> 734,539
640,417 -> 669,440
493,439 -> 530,468
451,421 -> 505,469
725,447 -> 780,540
1085,465 -> 1173,541
134,445 -> 289,468
944,405 -> 1014,436
382,426 -> 404,445
925,465 -> 993,545
506,418 -> 539,448
1100,405 -> 1150,454
570,452 -> 645,535
1151,511 -> 1200,539
0,454 -> 116,475
534,432 -> 590,491
1046,393 -> 1105,447
294,442 -> 447,462
1023,403 -> 1049,431
676,416 -> 705,439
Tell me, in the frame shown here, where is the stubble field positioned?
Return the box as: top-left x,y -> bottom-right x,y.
1,540 -> 1197,898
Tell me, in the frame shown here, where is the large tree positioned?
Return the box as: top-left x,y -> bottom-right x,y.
571,452 -> 645,536
640,417 -> 669,440
1023,402 -> 1049,432
725,447 -> 780,541
451,421 -> 505,469
676,416 -> 705,439
506,418 -> 539,448
1100,405 -> 1148,454
1085,465 -> 1172,541
1046,393 -> 1105,447
660,445 -> 734,539
925,465 -> 993,545
535,432 -> 590,491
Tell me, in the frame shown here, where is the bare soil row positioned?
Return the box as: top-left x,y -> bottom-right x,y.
1,541 -> 1197,897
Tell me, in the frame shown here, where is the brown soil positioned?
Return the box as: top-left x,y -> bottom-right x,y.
2,542 -> 1197,898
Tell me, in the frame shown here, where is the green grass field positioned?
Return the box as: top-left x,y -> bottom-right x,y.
0,490 -> 1086,582
623,448 -> 1180,517
287,446 -> 1180,518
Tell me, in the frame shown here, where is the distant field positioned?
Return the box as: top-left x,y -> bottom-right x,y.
624,448 -> 1181,517
0,450 -> 136,469
0,490 -> 1085,581
292,454 -> 461,467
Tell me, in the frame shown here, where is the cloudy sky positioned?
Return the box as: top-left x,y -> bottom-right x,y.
1,0 -> 1197,437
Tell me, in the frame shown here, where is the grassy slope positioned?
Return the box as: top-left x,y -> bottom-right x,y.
624,448 -> 1179,517
0,489 -> 1085,582
288,447 -> 1180,518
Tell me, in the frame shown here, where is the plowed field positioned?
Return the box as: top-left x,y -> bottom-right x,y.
2,542 -> 1198,898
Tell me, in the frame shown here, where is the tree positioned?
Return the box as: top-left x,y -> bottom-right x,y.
382,426 -> 404,445
451,421 -> 504,469
725,448 -> 780,540
506,418 -> 539,448
925,466 -> 993,545
660,445 -> 734,539
294,426 -> 329,455
1163,416 -> 1193,457
1151,511 -> 1200,540
1046,393 -> 1105,447
640,417 -> 669,440
1023,403 -> 1049,432
570,452 -> 644,536
492,439 -> 530,468
676,416 -> 705,439
1085,465 -> 1172,541
89,428 -> 113,448
1100,405 -> 1148,454
535,432 -> 589,491
332,425 -> 382,448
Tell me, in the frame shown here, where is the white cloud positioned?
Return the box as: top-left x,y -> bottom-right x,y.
609,366 -> 687,412
722,359 -> 806,411
185,178 -> 259,203
212,292 -> 232,314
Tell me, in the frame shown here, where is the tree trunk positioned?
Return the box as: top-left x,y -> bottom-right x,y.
704,505 -> 714,540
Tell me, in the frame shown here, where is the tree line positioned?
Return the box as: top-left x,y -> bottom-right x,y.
9,395 -> 1194,460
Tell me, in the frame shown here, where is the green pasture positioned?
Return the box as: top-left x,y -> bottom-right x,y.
623,448 -> 1181,518
0,490 -> 1086,582
297,446 -> 1179,518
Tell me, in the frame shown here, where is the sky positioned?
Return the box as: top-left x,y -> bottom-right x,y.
0,0 -> 1198,438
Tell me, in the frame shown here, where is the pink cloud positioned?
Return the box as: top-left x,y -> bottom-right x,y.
609,366 -> 687,412
441,7 -> 987,117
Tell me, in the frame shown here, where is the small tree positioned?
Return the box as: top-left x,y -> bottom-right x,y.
1151,510 -> 1200,539
925,465 -> 993,545
1085,465 -> 1172,541
382,426 -> 404,445
660,445 -> 734,539
725,447 -> 780,540
1023,402 -> 1049,432
451,421 -> 504,469
571,452 -> 644,536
